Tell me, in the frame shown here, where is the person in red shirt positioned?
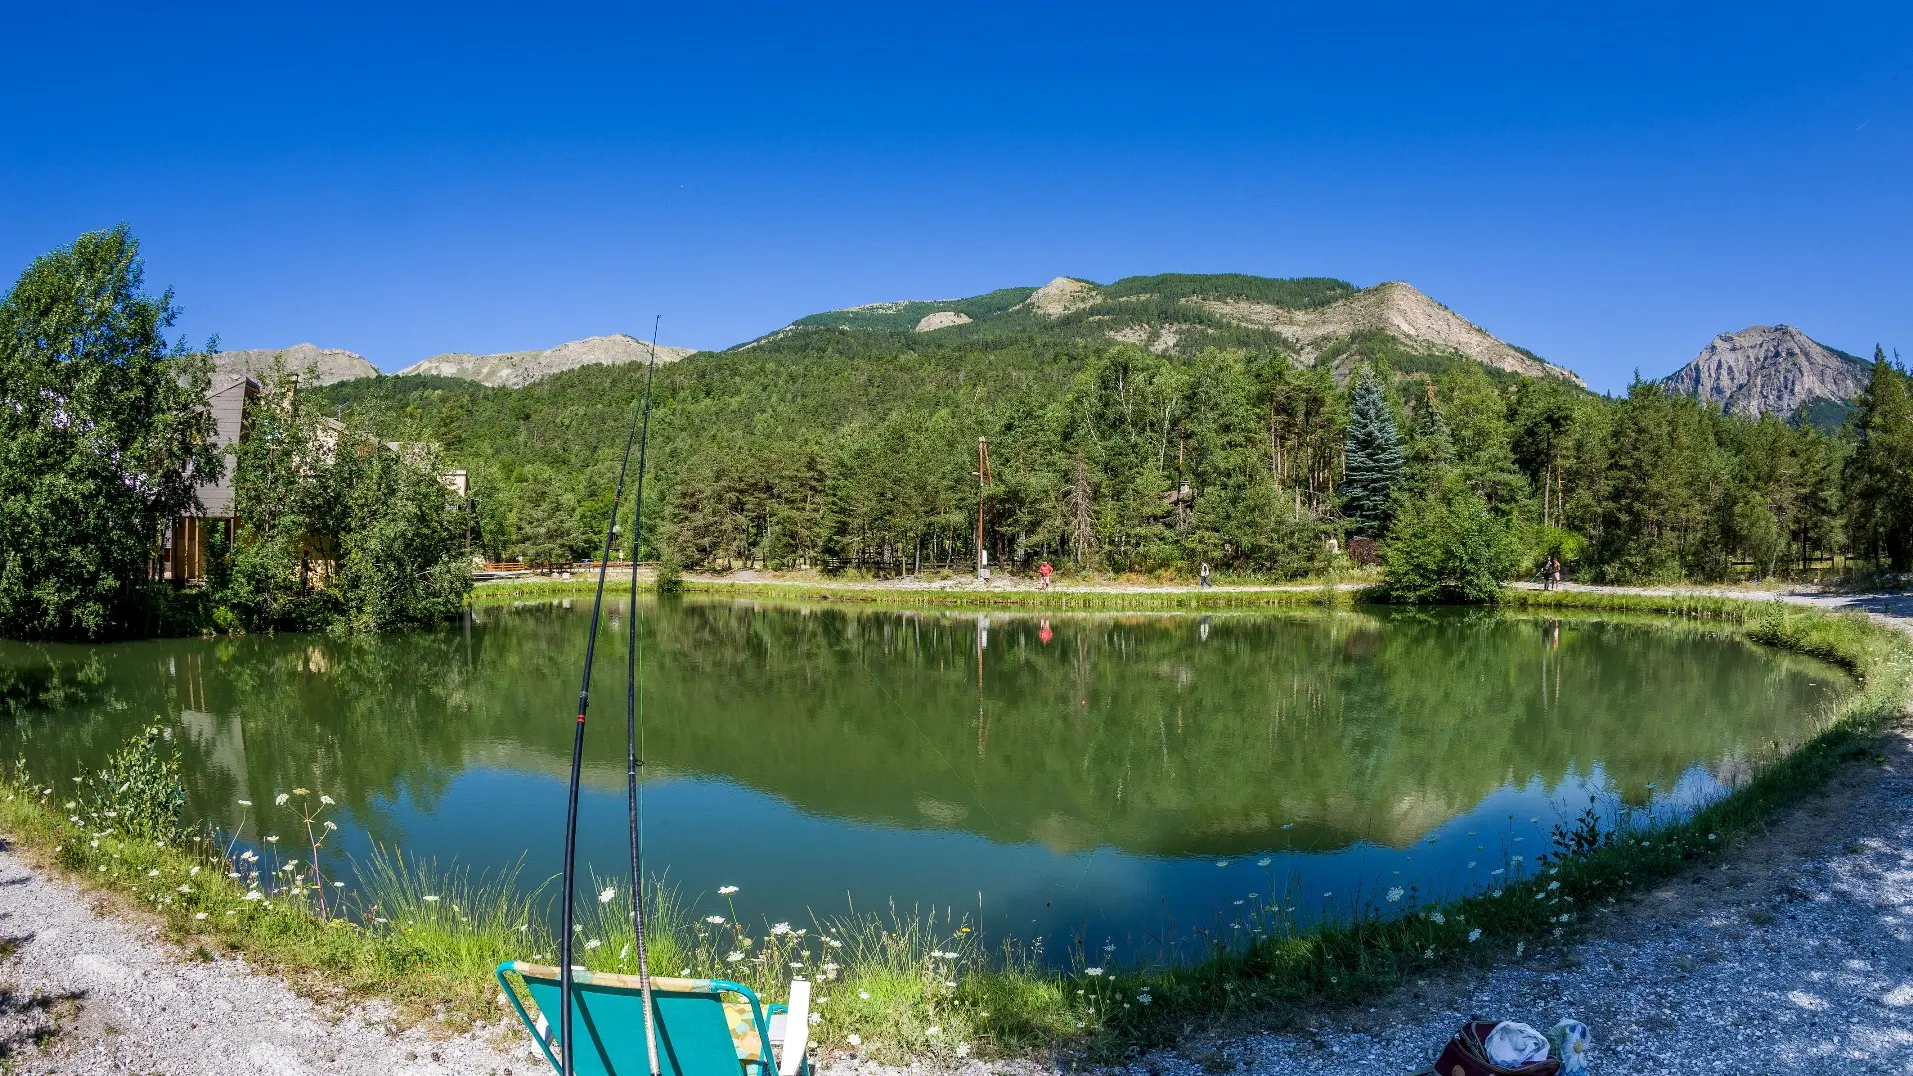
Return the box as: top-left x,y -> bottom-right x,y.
1037,560 -> 1053,590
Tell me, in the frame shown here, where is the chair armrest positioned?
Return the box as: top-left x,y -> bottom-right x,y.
777,979 -> 811,1076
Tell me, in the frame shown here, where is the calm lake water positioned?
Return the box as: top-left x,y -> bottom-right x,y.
0,599 -> 1849,954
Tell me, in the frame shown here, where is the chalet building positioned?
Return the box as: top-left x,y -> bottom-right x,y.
156,371 -> 257,582
155,370 -> 470,583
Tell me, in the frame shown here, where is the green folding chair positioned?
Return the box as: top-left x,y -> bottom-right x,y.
497,961 -> 812,1076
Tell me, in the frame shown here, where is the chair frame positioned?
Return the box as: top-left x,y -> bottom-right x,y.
497,961 -> 810,1076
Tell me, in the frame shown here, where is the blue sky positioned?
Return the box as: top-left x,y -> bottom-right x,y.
3,3 -> 1907,391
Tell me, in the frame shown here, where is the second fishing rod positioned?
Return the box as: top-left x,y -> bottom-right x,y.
557,315 -> 664,1076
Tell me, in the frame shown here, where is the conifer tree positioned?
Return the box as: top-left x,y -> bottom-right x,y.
1341,374 -> 1404,537
1844,347 -> 1913,571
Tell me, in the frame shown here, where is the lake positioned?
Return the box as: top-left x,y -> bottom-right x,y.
0,598 -> 1849,956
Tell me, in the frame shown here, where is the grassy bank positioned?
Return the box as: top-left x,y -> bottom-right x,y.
2,592 -> 1907,1063
471,573 -> 1370,611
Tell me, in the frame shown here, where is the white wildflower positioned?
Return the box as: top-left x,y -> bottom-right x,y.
1256,857 -> 1271,867
1386,886 -> 1404,902
319,795 -> 335,805
1084,967 -> 1103,977
599,886 -> 617,904
847,1034 -> 862,1047
244,890 -> 264,901
706,915 -> 726,924
423,895 -> 440,902
858,990 -> 870,1000
274,793 -> 290,806
194,912 -> 207,921
726,950 -> 745,963
1468,928 -> 1482,943
585,939 -> 602,950
771,922 -> 792,935
718,885 -> 738,895
1429,911 -> 1446,925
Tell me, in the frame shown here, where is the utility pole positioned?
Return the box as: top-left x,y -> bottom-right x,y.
975,437 -> 993,580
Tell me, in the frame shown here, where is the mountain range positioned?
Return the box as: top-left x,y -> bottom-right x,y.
394,335 -> 694,388
210,344 -> 379,386
218,275 -> 1875,415
767,275 -> 1588,387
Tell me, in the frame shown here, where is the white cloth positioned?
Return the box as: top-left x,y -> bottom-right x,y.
1483,1021 -> 1551,1066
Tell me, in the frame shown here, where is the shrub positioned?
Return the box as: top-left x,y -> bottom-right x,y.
654,552 -> 684,594
1380,477 -> 1522,603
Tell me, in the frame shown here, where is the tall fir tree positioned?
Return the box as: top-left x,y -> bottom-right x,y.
1341,373 -> 1405,537
1844,347 -> 1913,571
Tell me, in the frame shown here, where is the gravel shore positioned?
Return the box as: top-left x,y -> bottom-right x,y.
0,845 -> 532,1074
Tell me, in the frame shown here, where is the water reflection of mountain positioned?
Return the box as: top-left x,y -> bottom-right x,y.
0,602 -> 1847,858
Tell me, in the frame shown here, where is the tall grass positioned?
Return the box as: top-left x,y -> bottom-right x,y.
2,593 -> 1906,1062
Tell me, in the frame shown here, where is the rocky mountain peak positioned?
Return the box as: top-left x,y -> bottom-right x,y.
1659,325 -> 1869,417
397,334 -> 694,388
1022,277 -> 1099,318
212,344 -> 378,386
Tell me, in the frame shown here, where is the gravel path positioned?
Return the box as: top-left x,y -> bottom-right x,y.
0,844 -> 534,1074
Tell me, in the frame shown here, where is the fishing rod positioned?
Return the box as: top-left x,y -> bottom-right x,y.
625,316 -> 663,1076
557,318 -> 661,1076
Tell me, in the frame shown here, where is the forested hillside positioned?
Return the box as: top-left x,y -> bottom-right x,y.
319,326 -> 1913,582
765,273 -> 1581,384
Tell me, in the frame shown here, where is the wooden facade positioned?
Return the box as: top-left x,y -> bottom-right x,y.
156,373 -> 257,583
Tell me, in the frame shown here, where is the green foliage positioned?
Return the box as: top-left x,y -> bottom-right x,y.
212,365 -> 472,634
1340,373 -> 1404,537
792,287 -> 1038,332
1843,349 -> 1913,571
79,724 -> 187,844
1380,477 -> 1522,603
0,226 -> 220,639
1096,273 -> 1356,309
653,551 -> 684,593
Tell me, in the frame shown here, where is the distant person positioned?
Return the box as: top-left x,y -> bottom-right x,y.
1038,560 -> 1053,590
1552,554 -> 1564,590
1199,562 -> 1212,589
1543,553 -> 1561,591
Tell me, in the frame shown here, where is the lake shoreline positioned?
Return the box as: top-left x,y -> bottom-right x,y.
0,587 -> 1905,1071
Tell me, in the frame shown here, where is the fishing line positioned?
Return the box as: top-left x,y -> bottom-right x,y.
625,316 -> 663,1076
556,318 -> 658,1076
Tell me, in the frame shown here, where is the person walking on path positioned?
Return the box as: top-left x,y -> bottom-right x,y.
1038,560 -> 1054,591
1543,553 -> 1562,591
1199,561 -> 1212,589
